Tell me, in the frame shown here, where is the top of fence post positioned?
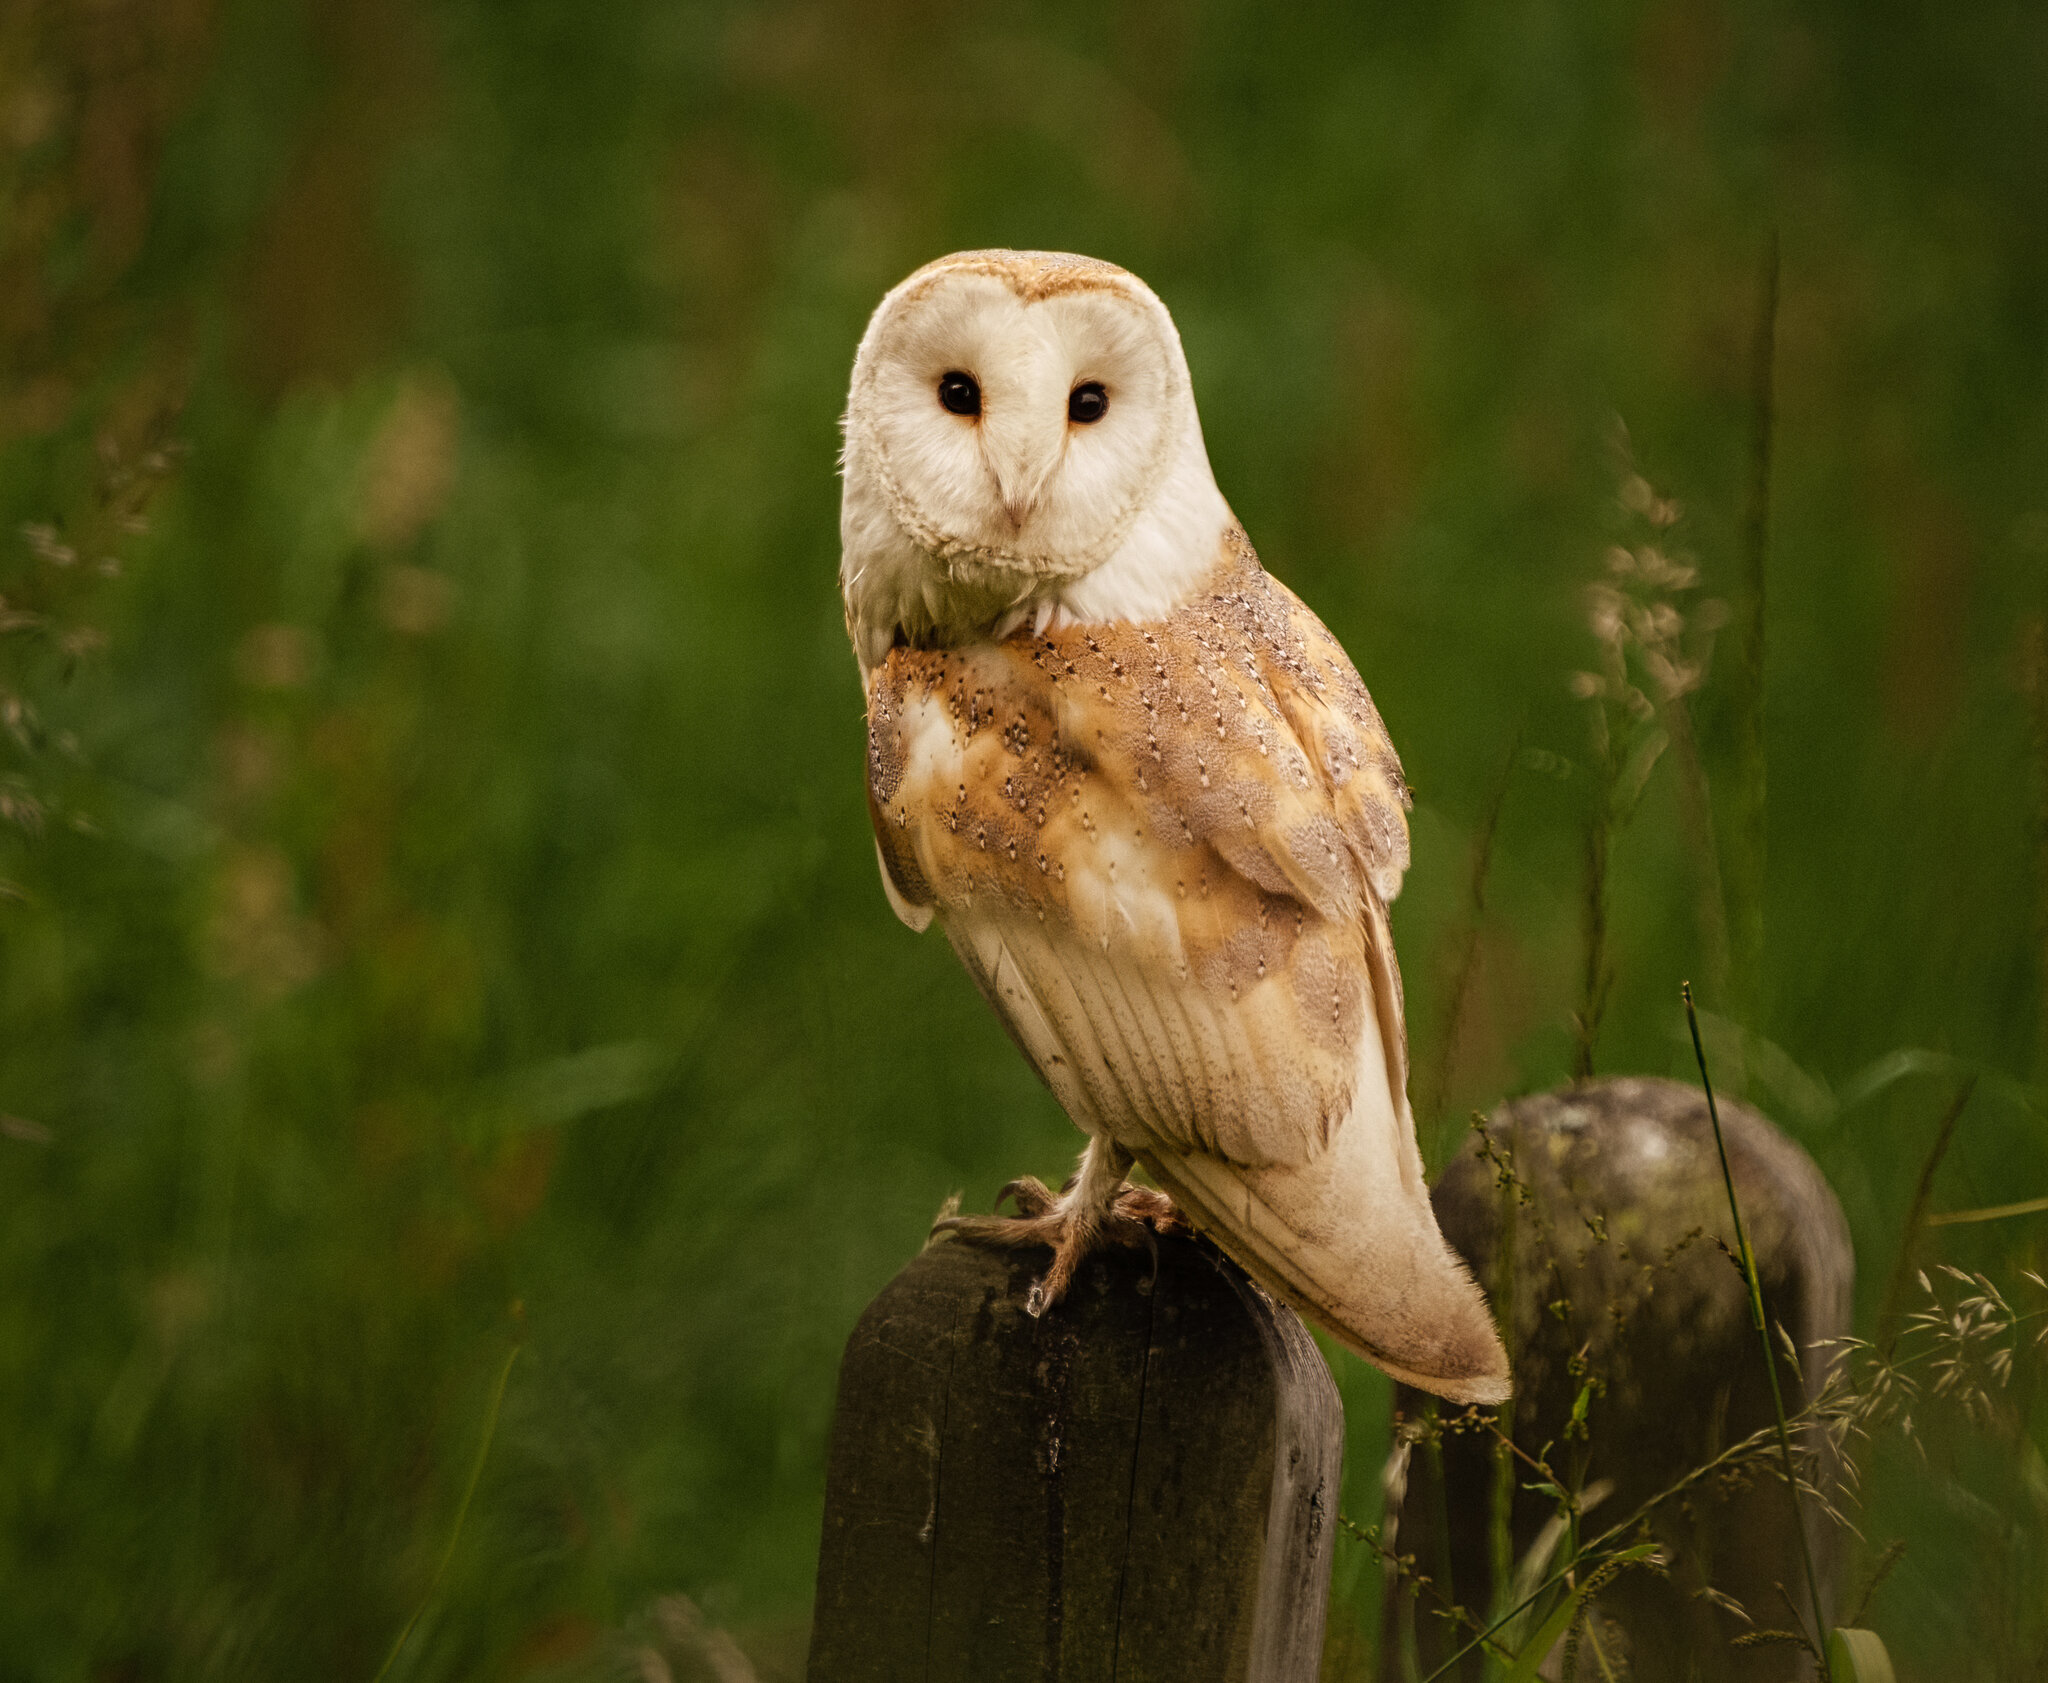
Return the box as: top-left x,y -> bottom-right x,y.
808,1229 -> 1344,1682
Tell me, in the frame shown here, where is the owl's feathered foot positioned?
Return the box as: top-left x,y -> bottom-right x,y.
930,1141 -> 1188,1318
989,1172 -> 1187,1228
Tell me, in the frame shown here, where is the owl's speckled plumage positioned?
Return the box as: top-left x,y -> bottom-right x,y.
869,531 -> 1406,1167
842,251 -> 1508,1403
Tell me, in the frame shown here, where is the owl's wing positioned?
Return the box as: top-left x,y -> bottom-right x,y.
1250,573 -> 1415,1114
864,548 -> 1406,1170
1258,580 -> 1412,904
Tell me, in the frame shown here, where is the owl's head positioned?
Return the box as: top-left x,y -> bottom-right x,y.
840,251 -> 1230,669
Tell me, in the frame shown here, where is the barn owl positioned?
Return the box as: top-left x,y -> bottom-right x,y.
840,250 -> 1509,1405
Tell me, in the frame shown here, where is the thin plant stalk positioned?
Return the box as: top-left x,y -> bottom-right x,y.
1420,1539 -> 1658,1683
1425,1572 -> 1562,1683
1415,1406 -> 1799,1682
1572,744 -> 1613,1084
1657,693 -> 1730,1008
1424,1401 -> 1461,1651
1410,1294 -> 2048,1683
1731,234 -> 1778,1021
1337,1512 -> 1513,1672
1683,981 -> 1830,1678
1927,1192 -> 2048,1227
1486,1130 -> 1521,1680
1875,1077 -> 1976,1355
371,1338 -> 523,1683
2027,611 -> 2048,1082
1422,719 -> 1522,1160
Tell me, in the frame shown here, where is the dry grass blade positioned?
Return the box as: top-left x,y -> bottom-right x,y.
1926,1193 -> 2048,1227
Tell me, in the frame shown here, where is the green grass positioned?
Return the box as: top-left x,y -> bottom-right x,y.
1,1 -> 2044,1677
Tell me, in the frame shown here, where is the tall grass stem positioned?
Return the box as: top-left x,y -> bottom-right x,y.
1658,695 -> 1730,1007
370,1337 -> 523,1683
1424,719 -> 1522,1162
1731,234 -> 1779,1020
1875,1078 -> 1975,1354
2026,612 -> 2048,1081
1487,1146 -> 1521,1678
1572,756 -> 1612,1083
1683,981 -> 1829,1678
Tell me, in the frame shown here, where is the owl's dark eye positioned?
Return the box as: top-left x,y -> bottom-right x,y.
1068,381 -> 1109,424
937,371 -> 981,417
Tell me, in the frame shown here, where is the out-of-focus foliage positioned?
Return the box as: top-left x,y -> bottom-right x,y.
0,0 -> 2042,1677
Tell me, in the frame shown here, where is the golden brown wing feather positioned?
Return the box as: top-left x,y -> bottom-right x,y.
864,528 -> 1413,1169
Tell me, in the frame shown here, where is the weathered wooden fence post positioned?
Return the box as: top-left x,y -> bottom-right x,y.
1380,1076 -> 1854,1683
808,1229 -> 1344,1681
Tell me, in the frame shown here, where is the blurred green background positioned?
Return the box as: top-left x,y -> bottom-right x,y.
1,0 -> 2043,1676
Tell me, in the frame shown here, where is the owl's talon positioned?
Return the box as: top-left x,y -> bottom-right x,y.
1109,1182 -> 1190,1236
929,1209 -> 1060,1246
934,1172 -> 1185,1319
996,1176 -> 1058,1218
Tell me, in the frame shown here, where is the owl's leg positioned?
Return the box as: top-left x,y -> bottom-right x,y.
1025,1132 -> 1134,1316
930,1134 -> 1188,1318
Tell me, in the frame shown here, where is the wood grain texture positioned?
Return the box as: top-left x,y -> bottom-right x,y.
808,1232 -> 1343,1682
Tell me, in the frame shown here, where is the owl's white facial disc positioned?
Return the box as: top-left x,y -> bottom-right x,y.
841,252 -> 1232,669
855,270 -> 1174,568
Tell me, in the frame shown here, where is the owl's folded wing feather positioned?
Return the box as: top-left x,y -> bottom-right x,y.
866,543 -> 1411,1171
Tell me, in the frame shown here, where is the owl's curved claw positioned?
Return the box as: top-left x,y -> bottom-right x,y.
996,1175 -> 1058,1219
1109,1182 -> 1189,1236
928,1206 -> 1063,1247
930,1176 -> 1188,1317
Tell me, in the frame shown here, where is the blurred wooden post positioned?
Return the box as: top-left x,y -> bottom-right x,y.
808,1231 -> 1343,1682
1381,1076 -> 1854,1683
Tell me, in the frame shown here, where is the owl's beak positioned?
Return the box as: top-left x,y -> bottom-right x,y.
983,433 -> 1060,532
979,355 -> 1067,533
999,486 -> 1036,530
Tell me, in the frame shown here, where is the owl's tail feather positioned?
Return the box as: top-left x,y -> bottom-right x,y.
1137,1106 -> 1511,1406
